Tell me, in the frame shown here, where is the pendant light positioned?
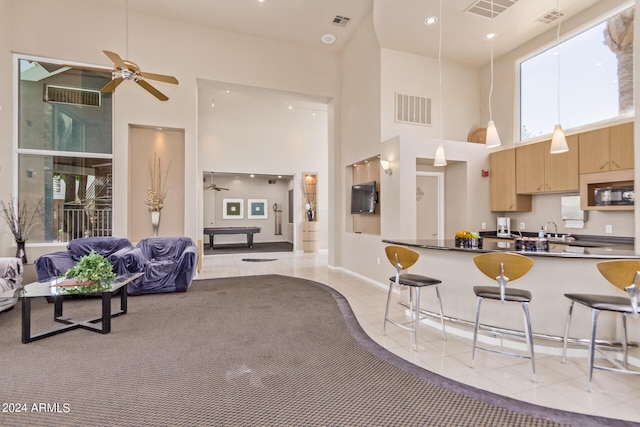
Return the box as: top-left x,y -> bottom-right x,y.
550,0 -> 569,154
434,144 -> 447,166
485,1 -> 501,149
433,0 -> 447,166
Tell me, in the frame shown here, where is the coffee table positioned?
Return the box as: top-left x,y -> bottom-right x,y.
4,273 -> 143,343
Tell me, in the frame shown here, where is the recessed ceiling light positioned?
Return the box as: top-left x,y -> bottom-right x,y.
485,33 -> 497,40
424,16 -> 438,25
321,34 -> 336,44
250,174 -> 255,178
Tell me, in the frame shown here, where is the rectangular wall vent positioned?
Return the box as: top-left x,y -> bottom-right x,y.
45,85 -> 102,107
395,93 -> 431,126
536,8 -> 565,24
465,0 -> 519,19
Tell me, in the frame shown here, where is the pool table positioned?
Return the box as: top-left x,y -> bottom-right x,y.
204,226 -> 262,249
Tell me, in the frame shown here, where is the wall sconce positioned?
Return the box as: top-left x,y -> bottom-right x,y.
380,160 -> 392,175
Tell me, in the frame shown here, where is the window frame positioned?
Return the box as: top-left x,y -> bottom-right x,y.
515,3 -> 635,144
13,53 -> 114,245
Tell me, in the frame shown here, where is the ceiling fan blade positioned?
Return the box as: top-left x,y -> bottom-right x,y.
101,78 -> 124,93
136,79 -> 169,101
63,64 -> 111,74
103,50 -> 128,69
140,71 -> 179,85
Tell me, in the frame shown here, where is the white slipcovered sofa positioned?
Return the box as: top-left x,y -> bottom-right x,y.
0,258 -> 23,312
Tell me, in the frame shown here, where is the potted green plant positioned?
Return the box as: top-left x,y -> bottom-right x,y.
60,251 -> 116,294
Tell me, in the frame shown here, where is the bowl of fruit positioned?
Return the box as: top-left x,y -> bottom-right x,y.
454,230 -> 483,249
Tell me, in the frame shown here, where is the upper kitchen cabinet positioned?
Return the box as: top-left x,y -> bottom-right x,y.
516,136 -> 579,194
544,135 -> 580,192
515,142 -> 545,194
609,122 -> 634,170
579,122 -> 634,173
490,149 -> 532,212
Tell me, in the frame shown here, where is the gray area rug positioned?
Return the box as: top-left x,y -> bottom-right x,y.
0,275 -> 635,426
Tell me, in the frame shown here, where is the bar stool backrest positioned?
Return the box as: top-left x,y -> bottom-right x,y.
385,246 -> 420,272
597,260 -> 640,316
473,253 -> 533,282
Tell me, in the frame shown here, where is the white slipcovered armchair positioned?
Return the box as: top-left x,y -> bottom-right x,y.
0,258 -> 23,312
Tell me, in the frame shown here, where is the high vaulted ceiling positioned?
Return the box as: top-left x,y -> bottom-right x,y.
88,0 -> 620,67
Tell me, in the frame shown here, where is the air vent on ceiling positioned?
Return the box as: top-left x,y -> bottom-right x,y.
536,8 -> 565,24
465,0 -> 519,19
332,15 -> 351,26
395,93 -> 431,126
45,85 -> 102,107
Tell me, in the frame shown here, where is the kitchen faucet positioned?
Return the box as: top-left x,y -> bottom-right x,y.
545,221 -> 558,237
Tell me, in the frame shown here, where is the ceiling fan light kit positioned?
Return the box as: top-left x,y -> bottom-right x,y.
100,50 -> 179,101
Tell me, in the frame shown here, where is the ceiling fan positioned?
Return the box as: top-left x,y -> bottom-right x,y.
100,50 -> 178,101
205,183 -> 229,191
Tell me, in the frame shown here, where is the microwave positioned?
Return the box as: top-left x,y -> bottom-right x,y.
594,185 -> 635,206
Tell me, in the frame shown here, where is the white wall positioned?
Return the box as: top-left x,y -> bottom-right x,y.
380,49 -> 481,143
337,13 -> 383,269
1,0 -> 340,257
340,14 -> 382,166
482,0 -> 636,239
197,86 -> 329,250
202,175 -> 293,246
338,12 -> 489,281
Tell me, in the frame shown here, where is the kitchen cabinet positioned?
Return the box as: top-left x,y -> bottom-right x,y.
516,135 -> 579,194
490,149 -> 532,212
579,122 -> 634,173
515,143 -> 545,194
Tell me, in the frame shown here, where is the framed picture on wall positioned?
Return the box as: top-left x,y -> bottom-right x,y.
222,199 -> 244,219
247,199 -> 268,219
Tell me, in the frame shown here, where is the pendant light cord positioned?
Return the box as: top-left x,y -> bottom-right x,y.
438,0 -> 443,140
489,39 -> 495,122
556,0 -> 562,125
126,0 -> 129,59
488,1 -> 495,121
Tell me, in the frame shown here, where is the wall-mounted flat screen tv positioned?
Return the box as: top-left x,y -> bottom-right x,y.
351,181 -> 377,214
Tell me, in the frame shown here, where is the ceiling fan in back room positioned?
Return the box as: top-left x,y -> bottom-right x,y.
205,184 -> 230,192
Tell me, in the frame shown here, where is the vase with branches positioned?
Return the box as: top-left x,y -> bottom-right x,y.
0,197 -> 43,263
145,153 -> 170,236
145,152 -> 171,212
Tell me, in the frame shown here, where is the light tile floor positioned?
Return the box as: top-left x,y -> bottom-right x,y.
199,251 -> 640,423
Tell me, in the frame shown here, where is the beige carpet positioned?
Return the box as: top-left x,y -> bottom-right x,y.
0,275 -> 633,426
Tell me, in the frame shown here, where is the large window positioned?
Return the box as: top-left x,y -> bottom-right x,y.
18,58 -> 113,243
520,8 -> 634,141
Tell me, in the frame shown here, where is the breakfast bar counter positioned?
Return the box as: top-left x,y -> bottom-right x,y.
380,238 -> 640,351
382,238 -> 639,259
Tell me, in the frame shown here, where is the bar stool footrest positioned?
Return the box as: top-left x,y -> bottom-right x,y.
475,345 -> 534,360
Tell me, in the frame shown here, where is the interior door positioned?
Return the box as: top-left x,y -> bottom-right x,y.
416,174 -> 442,240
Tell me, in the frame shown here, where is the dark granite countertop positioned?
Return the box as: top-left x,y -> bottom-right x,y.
382,237 -> 639,259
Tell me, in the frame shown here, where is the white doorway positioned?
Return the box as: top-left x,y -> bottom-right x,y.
416,172 -> 444,242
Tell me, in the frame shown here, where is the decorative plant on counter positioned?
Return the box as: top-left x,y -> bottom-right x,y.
145,152 -> 171,212
0,197 -> 43,242
60,251 -> 116,294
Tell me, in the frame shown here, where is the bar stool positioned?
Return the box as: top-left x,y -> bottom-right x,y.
471,252 -> 536,381
562,259 -> 640,391
383,245 -> 446,350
